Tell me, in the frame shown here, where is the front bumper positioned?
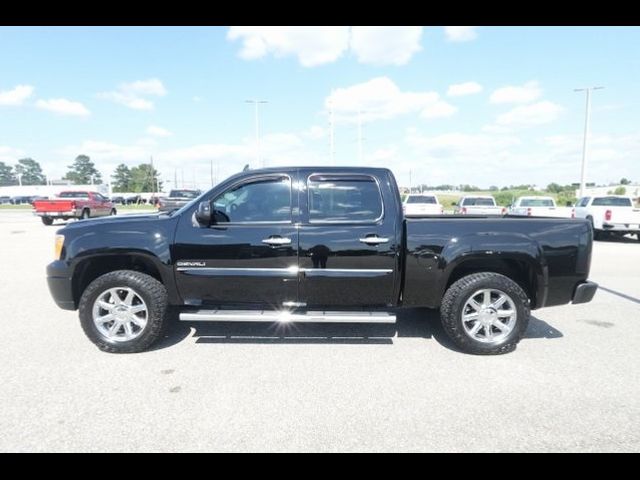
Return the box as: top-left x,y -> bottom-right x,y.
572,281 -> 598,305
46,260 -> 76,310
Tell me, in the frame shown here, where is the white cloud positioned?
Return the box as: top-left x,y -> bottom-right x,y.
0,145 -> 25,162
35,98 -> 90,117
228,26 -> 424,67
421,100 -> 458,119
302,125 -> 326,140
490,81 -> 542,104
0,85 -> 34,106
350,26 -> 423,66
496,101 -> 563,126
98,78 -> 167,110
227,26 -> 350,67
146,125 -> 172,137
325,77 -> 439,122
443,26 -> 478,42
447,81 -> 483,97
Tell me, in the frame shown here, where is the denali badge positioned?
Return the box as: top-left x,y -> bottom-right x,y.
176,261 -> 206,267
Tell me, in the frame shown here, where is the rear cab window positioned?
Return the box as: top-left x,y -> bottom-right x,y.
520,198 -> 555,207
406,195 -> 437,204
307,174 -> 383,223
591,197 -> 632,207
462,197 -> 496,206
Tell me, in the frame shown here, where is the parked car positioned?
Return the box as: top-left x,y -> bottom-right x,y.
10,195 -> 32,205
574,195 -> 640,240
46,167 -> 597,355
110,196 -> 126,205
508,196 -> 574,218
402,194 -> 444,216
125,195 -> 142,205
33,191 -> 116,225
157,189 -> 201,212
0,196 -> 11,204
455,195 -> 506,216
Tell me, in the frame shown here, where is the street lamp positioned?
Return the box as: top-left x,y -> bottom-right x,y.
245,99 -> 268,168
574,86 -> 604,197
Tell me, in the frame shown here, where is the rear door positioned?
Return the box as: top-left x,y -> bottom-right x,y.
297,170 -> 400,308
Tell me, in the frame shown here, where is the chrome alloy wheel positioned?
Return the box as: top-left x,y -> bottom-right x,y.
461,288 -> 517,344
92,287 -> 148,342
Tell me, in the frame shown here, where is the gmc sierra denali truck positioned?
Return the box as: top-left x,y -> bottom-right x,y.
46,167 -> 598,355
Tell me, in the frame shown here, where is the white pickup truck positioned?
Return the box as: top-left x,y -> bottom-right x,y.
455,195 -> 506,216
574,195 -> 640,240
402,194 -> 444,216
508,196 -> 574,218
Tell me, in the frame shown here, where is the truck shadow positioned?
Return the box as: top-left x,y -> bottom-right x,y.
154,309 -> 562,353
595,234 -> 638,244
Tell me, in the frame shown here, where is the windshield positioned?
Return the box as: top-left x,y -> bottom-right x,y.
520,198 -> 555,207
462,197 -> 496,206
169,190 -> 200,198
406,195 -> 437,204
592,197 -> 632,207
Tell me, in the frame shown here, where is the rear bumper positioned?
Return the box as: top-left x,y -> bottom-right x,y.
572,281 -> 598,305
46,261 -> 76,310
35,210 -> 77,217
601,223 -> 640,233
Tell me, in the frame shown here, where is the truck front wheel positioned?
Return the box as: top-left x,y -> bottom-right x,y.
440,272 -> 530,355
41,216 -> 53,226
78,270 -> 169,353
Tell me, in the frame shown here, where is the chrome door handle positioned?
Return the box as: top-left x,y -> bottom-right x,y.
262,236 -> 292,246
359,236 -> 389,245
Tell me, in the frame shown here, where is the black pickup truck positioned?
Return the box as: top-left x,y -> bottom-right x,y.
47,167 -> 598,355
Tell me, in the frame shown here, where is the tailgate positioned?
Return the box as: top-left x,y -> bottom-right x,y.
33,200 -> 75,212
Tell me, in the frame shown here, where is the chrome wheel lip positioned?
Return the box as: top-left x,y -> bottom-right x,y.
461,288 -> 517,344
92,287 -> 148,342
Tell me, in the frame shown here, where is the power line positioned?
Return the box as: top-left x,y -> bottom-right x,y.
574,86 -> 604,197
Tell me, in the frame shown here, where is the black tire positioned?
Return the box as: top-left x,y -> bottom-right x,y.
110,208 -> 117,216
440,272 -> 530,355
78,270 -> 169,353
80,209 -> 90,220
41,216 -> 53,226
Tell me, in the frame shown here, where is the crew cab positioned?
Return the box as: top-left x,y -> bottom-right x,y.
455,195 -> 506,216
574,195 -> 640,240
402,194 -> 444,217
33,191 -> 116,225
508,196 -> 575,218
46,167 -> 597,355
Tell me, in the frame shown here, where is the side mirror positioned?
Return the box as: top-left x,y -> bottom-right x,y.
195,201 -> 212,226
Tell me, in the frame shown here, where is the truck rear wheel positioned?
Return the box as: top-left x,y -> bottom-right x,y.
80,209 -> 90,220
440,272 -> 530,355
41,216 -> 53,226
78,270 -> 168,353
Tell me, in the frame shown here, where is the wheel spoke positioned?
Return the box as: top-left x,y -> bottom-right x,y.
129,304 -> 146,314
482,290 -> 491,307
109,289 -> 123,305
123,290 -> 135,306
496,309 -> 515,317
491,294 -> 508,309
109,321 -> 122,336
463,312 -> 479,322
97,300 -> 114,311
469,322 -> 482,335
95,313 -> 115,324
484,324 -> 493,340
123,321 -> 134,338
493,320 -> 511,332
128,314 -> 147,328
468,299 -> 482,312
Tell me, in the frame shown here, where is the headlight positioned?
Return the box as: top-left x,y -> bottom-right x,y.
54,234 -> 65,260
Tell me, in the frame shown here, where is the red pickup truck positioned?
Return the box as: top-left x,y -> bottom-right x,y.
33,191 -> 116,225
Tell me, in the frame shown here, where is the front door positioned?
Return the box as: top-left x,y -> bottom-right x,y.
173,173 -> 298,308
297,171 -> 400,308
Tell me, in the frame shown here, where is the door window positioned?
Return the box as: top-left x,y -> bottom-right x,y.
212,176 -> 291,223
308,175 -> 383,223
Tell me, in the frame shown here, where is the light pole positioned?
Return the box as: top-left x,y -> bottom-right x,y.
245,99 -> 268,168
574,86 -> 604,197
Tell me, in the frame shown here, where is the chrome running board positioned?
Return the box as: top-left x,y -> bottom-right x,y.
179,310 -> 396,324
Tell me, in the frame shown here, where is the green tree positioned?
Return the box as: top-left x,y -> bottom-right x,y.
546,182 -> 563,194
14,158 -> 46,185
613,186 -> 626,195
620,178 -> 631,185
64,155 -> 102,185
130,163 -> 162,193
111,164 -> 132,192
0,161 -> 16,186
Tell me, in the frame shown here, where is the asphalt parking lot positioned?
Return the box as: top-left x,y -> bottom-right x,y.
0,211 -> 639,452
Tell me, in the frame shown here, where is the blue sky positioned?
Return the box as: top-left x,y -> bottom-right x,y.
1,26 -> 639,189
